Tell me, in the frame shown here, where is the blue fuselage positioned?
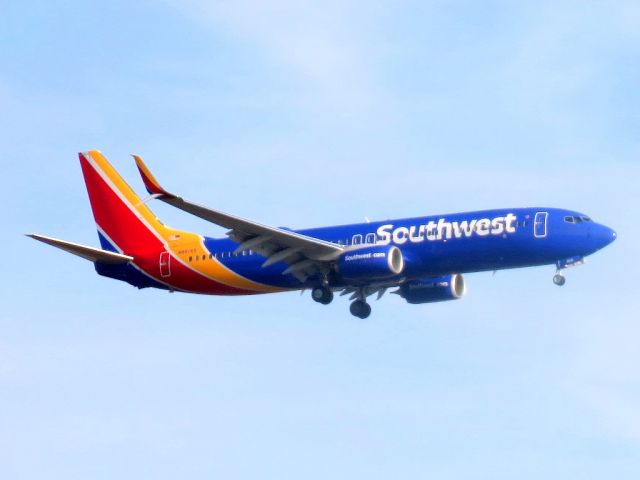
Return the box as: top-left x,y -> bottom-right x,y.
202,207 -> 616,289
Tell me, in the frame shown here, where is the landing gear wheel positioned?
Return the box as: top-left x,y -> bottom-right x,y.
553,273 -> 566,286
350,300 -> 371,319
311,286 -> 333,305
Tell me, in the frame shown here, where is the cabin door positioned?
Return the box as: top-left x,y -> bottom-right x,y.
159,251 -> 171,277
534,212 -> 548,238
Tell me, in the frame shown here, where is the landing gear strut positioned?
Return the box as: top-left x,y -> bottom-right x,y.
350,300 -> 371,319
311,286 -> 333,305
553,257 -> 585,287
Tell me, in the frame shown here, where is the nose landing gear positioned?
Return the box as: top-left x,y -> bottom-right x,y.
552,256 -> 585,286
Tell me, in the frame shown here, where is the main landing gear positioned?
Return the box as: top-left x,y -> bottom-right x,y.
349,300 -> 371,319
310,285 -> 373,318
311,286 -> 333,305
553,273 -> 566,286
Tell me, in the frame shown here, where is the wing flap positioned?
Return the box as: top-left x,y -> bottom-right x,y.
27,234 -> 134,264
132,155 -> 345,266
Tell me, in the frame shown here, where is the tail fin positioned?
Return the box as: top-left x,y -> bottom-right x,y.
79,150 -> 170,255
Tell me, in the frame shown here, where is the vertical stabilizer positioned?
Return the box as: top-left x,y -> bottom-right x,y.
78,150 -> 170,255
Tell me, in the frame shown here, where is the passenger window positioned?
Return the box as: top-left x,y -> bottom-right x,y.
189,256 -> 192,262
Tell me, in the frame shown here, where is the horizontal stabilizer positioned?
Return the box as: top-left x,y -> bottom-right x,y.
27,234 -> 134,264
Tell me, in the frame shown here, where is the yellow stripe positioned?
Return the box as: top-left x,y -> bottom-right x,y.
132,154 -> 164,192
87,150 -> 283,293
166,234 -> 284,293
86,150 -> 170,236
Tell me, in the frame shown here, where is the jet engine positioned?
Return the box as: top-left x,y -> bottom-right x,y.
396,274 -> 466,304
338,245 -> 404,281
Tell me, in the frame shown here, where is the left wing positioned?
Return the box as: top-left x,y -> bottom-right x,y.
133,155 -> 345,280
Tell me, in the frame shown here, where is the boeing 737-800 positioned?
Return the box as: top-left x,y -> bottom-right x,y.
29,151 -> 616,318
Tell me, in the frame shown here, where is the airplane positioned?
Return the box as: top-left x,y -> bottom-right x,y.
29,150 -> 617,318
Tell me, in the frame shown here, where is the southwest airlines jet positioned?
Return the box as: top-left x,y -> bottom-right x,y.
29,151 -> 616,318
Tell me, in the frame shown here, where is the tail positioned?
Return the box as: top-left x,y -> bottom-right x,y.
79,150 -> 172,255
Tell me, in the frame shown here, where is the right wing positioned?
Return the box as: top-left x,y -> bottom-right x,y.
28,234 -> 134,264
133,155 -> 345,280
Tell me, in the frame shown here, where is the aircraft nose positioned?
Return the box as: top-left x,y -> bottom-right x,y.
595,224 -> 617,249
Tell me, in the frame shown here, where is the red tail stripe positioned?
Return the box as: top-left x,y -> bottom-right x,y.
79,154 -> 254,295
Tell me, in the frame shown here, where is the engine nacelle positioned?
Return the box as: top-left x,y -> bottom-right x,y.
397,274 -> 466,304
338,245 -> 404,281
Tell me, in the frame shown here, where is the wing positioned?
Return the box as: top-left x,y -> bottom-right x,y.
133,155 -> 345,281
27,234 -> 134,264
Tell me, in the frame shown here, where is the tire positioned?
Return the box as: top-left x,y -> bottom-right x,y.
312,286 -> 333,304
553,274 -> 566,286
350,300 -> 371,319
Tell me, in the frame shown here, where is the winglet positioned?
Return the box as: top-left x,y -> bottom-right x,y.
132,154 -> 176,199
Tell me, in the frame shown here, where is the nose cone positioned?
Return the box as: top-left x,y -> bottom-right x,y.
593,224 -> 617,250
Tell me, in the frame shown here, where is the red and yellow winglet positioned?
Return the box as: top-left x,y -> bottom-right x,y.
132,154 -> 176,199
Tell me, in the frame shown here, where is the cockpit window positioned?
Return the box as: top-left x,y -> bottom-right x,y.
564,215 -> 593,224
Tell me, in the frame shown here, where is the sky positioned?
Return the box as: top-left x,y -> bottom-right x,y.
1,0 -> 640,478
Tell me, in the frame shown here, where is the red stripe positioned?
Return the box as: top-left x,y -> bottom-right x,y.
79,154 -> 254,295
136,163 -> 174,198
139,168 -> 162,195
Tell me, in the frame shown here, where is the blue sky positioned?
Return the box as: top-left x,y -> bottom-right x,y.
2,1 -> 640,478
